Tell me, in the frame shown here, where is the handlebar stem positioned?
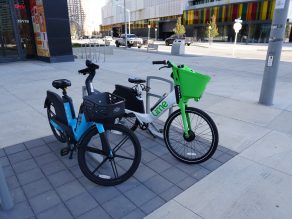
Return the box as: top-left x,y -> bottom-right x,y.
85,71 -> 96,95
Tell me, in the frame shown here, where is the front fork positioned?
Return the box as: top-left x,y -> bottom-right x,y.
178,101 -> 192,137
96,124 -> 113,157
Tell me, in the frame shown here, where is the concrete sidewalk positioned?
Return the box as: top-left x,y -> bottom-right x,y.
1,48 -> 292,218
133,42 -> 292,62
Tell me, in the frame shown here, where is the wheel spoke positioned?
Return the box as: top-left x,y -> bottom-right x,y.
115,154 -> 134,160
113,136 -> 129,153
110,159 -> 119,178
85,146 -> 105,155
92,157 -> 109,174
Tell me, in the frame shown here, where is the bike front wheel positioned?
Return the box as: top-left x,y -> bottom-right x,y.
78,124 -> 141,186
164,107 -> 218,164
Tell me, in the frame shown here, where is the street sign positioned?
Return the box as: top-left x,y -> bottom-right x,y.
233,22 -> 242,33
234,19 -> 243,23
233,18 -> 243,56
267,55 -> 274,67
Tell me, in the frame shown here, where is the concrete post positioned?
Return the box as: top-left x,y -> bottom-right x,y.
124,0 -> 127,48
147,25 -> 150,52
128,10 -> 130,34
259,0 -> 291,105
0,165 -> 13,210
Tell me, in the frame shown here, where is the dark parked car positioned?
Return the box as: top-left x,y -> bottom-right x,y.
165,35 -> 192,46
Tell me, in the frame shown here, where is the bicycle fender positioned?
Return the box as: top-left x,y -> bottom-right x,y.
77,125 -> 96,147
44,98 -> 49,108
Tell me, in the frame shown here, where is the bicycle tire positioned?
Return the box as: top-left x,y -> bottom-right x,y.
119,113 -> 139,131
164,107 -> 218,164
46,102 -> 67,143
78,124 -> 141,186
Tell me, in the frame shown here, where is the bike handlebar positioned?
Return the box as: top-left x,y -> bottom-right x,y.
86,60 -> 99,70
78,60 -> 99,96
78,68 -> 90,75
152,60 -> 168,65
78,60 -> 99,75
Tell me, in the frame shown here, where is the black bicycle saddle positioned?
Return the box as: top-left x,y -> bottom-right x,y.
52,79 -> 71,89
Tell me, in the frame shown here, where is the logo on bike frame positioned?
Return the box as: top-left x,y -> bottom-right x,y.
151,101 -> 168,116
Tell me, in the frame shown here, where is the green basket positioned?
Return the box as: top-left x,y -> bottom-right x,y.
178,67 -> 211,101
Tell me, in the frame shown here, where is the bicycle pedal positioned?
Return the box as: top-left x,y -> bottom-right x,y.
60,148 -> 70,156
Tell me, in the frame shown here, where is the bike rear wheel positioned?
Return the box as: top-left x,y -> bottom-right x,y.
46,102 -> 67,143
78,124 -> 141,186
164,107 -> 218,164
118,113 -> 139,131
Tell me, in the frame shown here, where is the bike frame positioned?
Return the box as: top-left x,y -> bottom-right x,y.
126,90 -> 176,124
127,62 -> 196,138
50,102 -> 105,142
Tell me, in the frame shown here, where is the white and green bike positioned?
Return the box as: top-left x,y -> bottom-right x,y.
113,60 -> 219,164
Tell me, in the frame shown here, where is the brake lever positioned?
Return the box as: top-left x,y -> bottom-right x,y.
78,68 -> 89,75
159,66 -> 167,70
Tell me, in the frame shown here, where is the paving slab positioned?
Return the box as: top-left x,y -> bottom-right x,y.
157,156 -> 292,219
266,111 -> 292,135
207,99 -> 282,126
209,113 -> 271,153
145,200 -> 202,219
0,201 -> 34,219
36,203 -> 73,219
65,192 -> 98,217
240,131 -> 292,175
0,132 -> 236,217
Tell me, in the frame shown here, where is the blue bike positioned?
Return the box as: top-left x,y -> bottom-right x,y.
44,60 -> 141,186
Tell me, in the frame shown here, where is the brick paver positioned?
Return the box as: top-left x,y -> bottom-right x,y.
0,130 -> 237,218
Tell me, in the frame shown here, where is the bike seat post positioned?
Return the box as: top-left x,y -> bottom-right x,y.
62,88 -> 68,97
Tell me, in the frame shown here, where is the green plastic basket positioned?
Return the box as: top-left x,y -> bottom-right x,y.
178,67 -> 211,101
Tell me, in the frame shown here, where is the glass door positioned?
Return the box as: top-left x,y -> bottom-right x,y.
0,0 -> 19,60
14,0 -> 36,58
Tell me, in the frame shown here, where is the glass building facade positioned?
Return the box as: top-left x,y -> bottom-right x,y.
101,0 -> 291,42
0,0 -> 73,63
183,0 -> 292,43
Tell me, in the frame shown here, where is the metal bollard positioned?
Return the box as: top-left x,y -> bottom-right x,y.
98,43 -> 101,61
81,43 -> 84,59
0,165 -> 13,210
85,43 -> 88,60
94,41 -> 98,62
103,43 -> 106,62
89,40 -> 92,60
79,47 -> 82,59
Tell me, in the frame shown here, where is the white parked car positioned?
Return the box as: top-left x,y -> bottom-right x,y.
103,36 -> 113,41
115,34 -> 143,48
103,36 -> 113,45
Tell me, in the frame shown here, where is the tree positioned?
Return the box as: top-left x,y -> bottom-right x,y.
285,24 -> 291,40
173,17 -> 186,37
70,22 -> 78,39
205,15 -> 219,41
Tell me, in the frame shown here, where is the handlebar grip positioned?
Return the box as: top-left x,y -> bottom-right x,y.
86,60 -> 99,70
78,68 -> 89,74
152,60 -> 167,65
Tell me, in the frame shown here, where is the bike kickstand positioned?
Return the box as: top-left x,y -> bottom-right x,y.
69,150 -> 74,159
147,128 -> 156,139
69,144 -> 77,159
